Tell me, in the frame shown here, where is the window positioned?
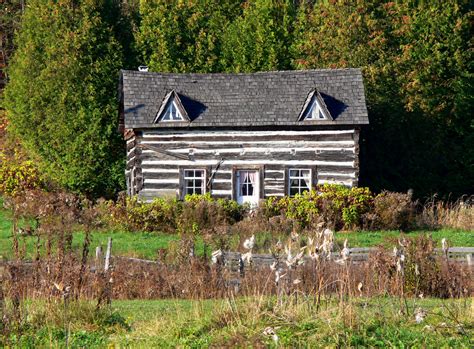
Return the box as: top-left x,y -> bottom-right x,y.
298,90 -> 332,121
239,171 -> 256,196
183,169 -> 205,196
288,169 -> 311,196
303,99 -> 326,120
161,101 -> 184,121
154,90 -> 189,123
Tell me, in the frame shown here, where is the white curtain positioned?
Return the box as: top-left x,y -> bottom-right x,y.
248,171 -> 257,186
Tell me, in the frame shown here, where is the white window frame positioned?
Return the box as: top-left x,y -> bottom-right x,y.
288,168 -> 312,196
182,169 -> 206,197
304,100 -> 326,120
161,100 -> 184,122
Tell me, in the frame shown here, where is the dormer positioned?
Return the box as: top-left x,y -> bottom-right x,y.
298,89 -> 332,121
154,90 -> 190,123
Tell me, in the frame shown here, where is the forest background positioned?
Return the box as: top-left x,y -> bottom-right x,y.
0,0 -> 472,199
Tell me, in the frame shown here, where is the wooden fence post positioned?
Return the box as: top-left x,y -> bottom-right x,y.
104,238 -> 112,272
95,245 -> 102,269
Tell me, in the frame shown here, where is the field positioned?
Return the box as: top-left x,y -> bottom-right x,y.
8,297 -> 473,347
1,204 -> 472,260
1,194 -> 473,348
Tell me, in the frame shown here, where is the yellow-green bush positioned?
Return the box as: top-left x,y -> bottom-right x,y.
264,184 -> 374,230
0,152 -> 42,196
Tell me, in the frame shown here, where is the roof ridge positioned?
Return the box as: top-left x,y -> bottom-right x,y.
121,68 -> 363,77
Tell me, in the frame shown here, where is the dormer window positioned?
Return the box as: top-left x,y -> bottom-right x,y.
154,90 -> 190,123
304,100 -> 326,120
161,101 -> 184,121
298,89 -> 332,121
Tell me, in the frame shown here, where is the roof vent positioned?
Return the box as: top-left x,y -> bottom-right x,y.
138,65 -> 149,72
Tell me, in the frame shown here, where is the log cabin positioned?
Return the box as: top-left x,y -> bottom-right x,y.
119,69 -> 369,204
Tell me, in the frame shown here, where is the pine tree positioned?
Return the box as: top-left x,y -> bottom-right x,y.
291,0 -> 473,197
136,0 -> 241,73
221,0 -> 296,72
4,0 -> 126,197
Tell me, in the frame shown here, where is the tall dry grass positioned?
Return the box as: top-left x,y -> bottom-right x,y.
419,197 -> 474,230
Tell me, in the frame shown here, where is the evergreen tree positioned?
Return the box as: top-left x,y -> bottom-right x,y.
292,0 -> 473,197
4,0 -> 125,197
221,0 -> 296,72
136,0 -> 242,73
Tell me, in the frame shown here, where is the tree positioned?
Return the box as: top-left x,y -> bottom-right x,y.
221,0 -> 296,72
292,0 -> 473,198
4,0 -> 126,197
136,0 -> 242,73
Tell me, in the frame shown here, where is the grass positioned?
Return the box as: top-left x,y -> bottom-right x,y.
1,201 -> 472,260
337,229 -> 474,248
6,297 -> 472,348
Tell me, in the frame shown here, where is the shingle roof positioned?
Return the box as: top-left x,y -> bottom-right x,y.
120,69 -> 369,129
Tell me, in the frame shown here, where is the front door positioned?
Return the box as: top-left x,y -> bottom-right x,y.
236,170 -> 259,206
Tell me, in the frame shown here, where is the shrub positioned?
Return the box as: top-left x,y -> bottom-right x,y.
95,194 -> 181,233
0,152 -> 42,197
369,191 -> 416,230
178,194 -> 248,248
265,185 -> 374,230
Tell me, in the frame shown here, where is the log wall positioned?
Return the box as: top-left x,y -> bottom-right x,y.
125,129 -> 360,201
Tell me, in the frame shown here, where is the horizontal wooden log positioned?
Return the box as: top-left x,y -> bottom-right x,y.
211,189 -> 232,196
210,182 -> 231,191
264,173 -> 285,181
141,159 -> 355,167
143,178 -> 179,185
143,182 -> 179,190
139,147 -> 355,156
140,134 -> 354,143
264,193 -> 285,197
142,129 -> 355,137
138,189 -> 177,199
263,180 -> 285,187
212,172 -> 232,181
143,171 -> 180,180
317,179 -> 353,186
318,171 -> 356,179
138,141 -> 355,150
139,151 -> 355,163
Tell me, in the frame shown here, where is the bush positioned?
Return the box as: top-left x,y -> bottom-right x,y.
369,191 -> 416,230
264,185 -> 374,230
0,152 -> 42,197
97,193 -> 247,236
96,195 -> 181,233
178,194 -> 248,250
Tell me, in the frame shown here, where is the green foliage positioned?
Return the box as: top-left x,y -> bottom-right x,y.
136,0 -> 241,73
292,1 -> 473,198
178,194 -> 247,240
98,195 -> 181,233
266,184 -> 374,229
3,0 -> 125,197
2,301 -> 130,348
220,0 -> 296,72
0,152 -> 41,196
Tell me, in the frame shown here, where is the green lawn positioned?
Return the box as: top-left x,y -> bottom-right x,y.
0,204 -> 179,260
1,202 -> 472,260
336,229 -> 474,248
6,297 -> 473,348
